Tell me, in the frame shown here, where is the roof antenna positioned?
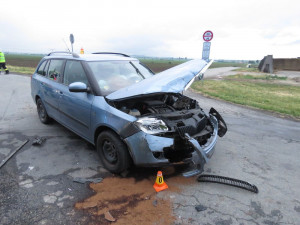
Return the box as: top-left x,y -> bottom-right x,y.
69,34 -> 74,53
62,38 -> 71,52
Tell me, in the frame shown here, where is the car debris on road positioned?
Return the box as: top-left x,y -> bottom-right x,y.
195,204 -> 207,212
197,174 -> 259,193
32,137 -> 46,146
0,140 -> 28,169
73,177 -> 103,184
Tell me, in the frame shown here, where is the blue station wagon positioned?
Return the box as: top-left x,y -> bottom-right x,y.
31,52 -> 227,176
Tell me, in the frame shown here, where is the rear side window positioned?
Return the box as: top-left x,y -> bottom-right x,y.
37,60 -> 48,76
63,61 -> 88,85
48,60 -> 65,82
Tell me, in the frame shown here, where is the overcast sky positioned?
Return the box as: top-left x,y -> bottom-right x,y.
1,0 -> 299,59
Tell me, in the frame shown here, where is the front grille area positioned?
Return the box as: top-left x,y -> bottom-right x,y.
176,117 -> 208,138
163,136 -> 194,162
177,125 -> 196,137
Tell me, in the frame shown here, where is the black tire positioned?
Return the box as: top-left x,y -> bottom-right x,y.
97,130 -> 131,173
36,98 -> 51,124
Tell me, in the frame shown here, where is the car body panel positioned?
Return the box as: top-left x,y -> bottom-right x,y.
31,52 -> 227,174
40,77 -> 61,119
90,96 -> 137,139
57,84 -> 94,140
106,59 -> 207,100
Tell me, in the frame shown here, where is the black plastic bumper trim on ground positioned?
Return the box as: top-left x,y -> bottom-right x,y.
197,174 -> 259,193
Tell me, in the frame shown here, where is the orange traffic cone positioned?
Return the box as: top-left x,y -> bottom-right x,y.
80,48 -> 84,54
153,171 -> 168,192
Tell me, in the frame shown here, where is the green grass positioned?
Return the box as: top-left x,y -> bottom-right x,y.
192,79 -> 300,117
227,74 -> 287,80
6,64 -> 35,75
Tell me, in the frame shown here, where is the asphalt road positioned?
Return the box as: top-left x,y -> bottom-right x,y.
0,73 -> 300,225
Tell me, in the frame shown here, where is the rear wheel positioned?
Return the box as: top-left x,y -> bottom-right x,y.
97,130 -> 131,173
37,98 -> 51,124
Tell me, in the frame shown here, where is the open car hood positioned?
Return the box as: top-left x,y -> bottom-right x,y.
106,59 -> 213,100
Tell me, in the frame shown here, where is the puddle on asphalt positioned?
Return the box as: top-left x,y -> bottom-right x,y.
75,166 -> 195,224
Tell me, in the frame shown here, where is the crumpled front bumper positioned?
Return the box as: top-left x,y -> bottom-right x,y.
123,114 -> 219,171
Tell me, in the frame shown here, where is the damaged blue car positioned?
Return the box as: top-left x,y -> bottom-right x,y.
31,52 -> 227,176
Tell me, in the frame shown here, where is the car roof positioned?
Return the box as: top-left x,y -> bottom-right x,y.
43,52 -> 138,62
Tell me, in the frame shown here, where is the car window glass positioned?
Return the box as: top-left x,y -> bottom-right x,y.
63,61 -> 88,86
87,61 -> 144,95
48,60 -> 64,82
37,61 -> 47,76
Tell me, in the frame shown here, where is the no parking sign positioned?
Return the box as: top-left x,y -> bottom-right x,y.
202,30 -> 213,61
203,30 -> 213,42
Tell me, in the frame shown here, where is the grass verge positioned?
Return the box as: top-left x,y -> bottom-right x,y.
226,74 -> 287,80
191,79 -> 300,118
6,65 -> 35,75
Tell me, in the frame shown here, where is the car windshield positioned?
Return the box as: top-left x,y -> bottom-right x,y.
87,60 -> 153,95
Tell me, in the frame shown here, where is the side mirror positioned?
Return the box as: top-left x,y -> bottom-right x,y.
69,82 -> 88,92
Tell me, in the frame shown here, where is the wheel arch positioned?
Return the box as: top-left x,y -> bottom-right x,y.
94,125 -> 134,162
35,95 -> 41,103
94,125 -> 122,145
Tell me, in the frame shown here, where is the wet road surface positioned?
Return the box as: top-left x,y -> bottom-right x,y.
0,74 -> 299,225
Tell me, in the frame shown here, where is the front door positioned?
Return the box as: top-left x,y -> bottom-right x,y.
57,60 -> 94,140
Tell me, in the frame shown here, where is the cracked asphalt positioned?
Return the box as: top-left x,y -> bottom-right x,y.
1,74 -> 300,225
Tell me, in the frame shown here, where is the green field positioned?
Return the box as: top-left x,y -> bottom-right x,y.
4,53 -> 248,74
192,75 -> 300,118
210,62 -> 247,68
6,54 -> 43,68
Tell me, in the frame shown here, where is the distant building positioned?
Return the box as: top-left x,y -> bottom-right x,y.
259,55 -> 300,72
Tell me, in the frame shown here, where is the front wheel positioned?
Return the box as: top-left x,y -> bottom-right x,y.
97,130 -> 131,173
37,98 -> 51,124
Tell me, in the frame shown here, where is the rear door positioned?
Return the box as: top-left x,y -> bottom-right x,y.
42,59 -> 65,120
57,60 -> 94,140
31,59 -> 49,103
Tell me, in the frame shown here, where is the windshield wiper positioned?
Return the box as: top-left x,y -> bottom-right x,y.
130,62 -> 145,79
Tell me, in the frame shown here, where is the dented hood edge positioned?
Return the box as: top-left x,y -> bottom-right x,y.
106,59 -> 212,101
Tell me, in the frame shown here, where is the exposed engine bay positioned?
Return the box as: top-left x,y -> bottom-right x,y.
108,93 -> 227,166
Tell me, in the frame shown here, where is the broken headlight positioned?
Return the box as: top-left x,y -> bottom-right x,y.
134,117 -> 169,135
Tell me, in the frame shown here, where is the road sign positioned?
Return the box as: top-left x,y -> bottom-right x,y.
202,41 -> 211,62
203,42 -> 211,51
203,30 -> 213,42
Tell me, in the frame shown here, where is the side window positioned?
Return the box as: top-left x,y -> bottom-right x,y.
48,60 -> 64,82
37,60 -> 47,76
63,61 -> 88,86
